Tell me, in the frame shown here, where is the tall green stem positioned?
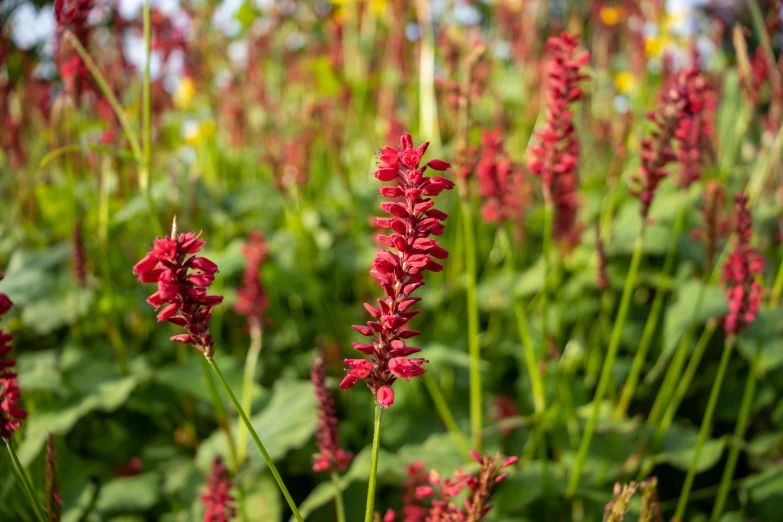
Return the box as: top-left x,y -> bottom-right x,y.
237,319 -> 263,464
198,357 -> 239,471
541,199 -> 554,360
674,335 -> 736,520
415,0 -> 440,146
638,322 -> 716,480
332,472 -> 347,522
498,228 -> 546,414
364,405 -> 384,522
141,0 -> 152,196
205,356 -> 303,522
567,224 -> 645,497
711,340 -> 759,521
422,373 -> 472,460
63,32 -> 141,161
615,203 -> 686,418
461,198 -> 482,452
5,440 -> 46,522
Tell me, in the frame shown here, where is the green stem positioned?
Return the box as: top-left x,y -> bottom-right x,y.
364,405 -> 384,522
674,335 -> 736,520
5,440 -> 46,522
498,228 -> 546,414
460,198 -> 482,452
615,203 -> 686,419
198,357 -> 239,472
567,224 -> 645,497
711,340 -> 759,521
237,319 -> 263,464
205,356 -> 303,522
415,0 -> 440,147
541,199 -> 553,360
332,472 -> 347,522
141,0 -> 152,196
638,322 -> 716,480
63,31 -> 141,161
422,373 -> 472,460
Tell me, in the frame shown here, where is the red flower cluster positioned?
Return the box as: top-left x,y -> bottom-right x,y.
476,129 -> 529,226
630,69 -> 704,218
691,180 -> 730,273
723,193 -> 764,334
340,132 -> 454,408
385,453 -> 517,522
674,67 -> 716,189
234,231 -> 269,327
528,32 -> 590,249
201,456 -> 236,522
311,357 -> 353,473
0,272 -> 26,440
133,225 -> 223,357
55,0 -> 94,96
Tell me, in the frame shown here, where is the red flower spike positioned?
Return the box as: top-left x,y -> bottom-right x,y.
311,357 -> 353,473
722,193 -> 764,334
134,221 -> 223,358
342,132 -> 454,408
387,452 -> 517,522
0,271 -> 26,441
527,33 -> 590,250
674,67 -> 717,189
476,129 -> 530,231
234,232 -> 268,328
201,456 -> 237,522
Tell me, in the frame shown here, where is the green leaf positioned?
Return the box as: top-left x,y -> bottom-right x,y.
197,379 -> 317,471
95,472 -> 161,515
653,424 -> 725,473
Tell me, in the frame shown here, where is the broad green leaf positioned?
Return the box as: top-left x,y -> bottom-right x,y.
197,379 -> 317,471
654,424 -> 725,473
95,472 -> 161,515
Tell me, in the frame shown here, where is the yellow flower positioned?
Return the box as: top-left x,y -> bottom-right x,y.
599,6 -> 623,27
369,0 -> 386,15
183,119 -> 214,146
174,77 -> 195,110
614,71 -> 637,94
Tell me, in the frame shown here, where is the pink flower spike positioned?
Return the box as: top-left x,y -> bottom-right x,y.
311,357 -> 353,473
470,450 -> 483,464
134,219 -> 223,357
343,133 -> 454,407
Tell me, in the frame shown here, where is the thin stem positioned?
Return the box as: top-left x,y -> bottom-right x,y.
415,0 -> 440,147
541,199 -> 554,363
63,31 -> 141,161
332,472 -> 347,522
141,0 -> 152,196
461,198 -> 483,452
364,404 -> 384,522
567,224 -> 645,497
615,202 -> 686,418
5,440 -> 46,522
205,356 -> 303,522
422,372 -> 472,461
237,319 -> 263,464
674,335 -> 736,520
711,340 -> 759,521
198,357 -> 239,472
638,321 -> 716,480
498,228 -> 546,414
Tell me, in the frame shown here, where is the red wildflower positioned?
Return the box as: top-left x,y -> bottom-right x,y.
55,0 -> 94,96
490,394 -> 520,436
394,452 -> 517,522
723,193 -> 764,334
234,231 -> 268,327
45,434 -> 62,522
311,357 -> 353,473
630,71 -> 695,218
340,132 -> 454,408
528,33 -> 590,249
201,456 -> 236,522
0,272 -> 26,440
691,180 -> 730,274
674,67 -> 716,189
133,220 -> 224,357
476,129 -> 529,227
